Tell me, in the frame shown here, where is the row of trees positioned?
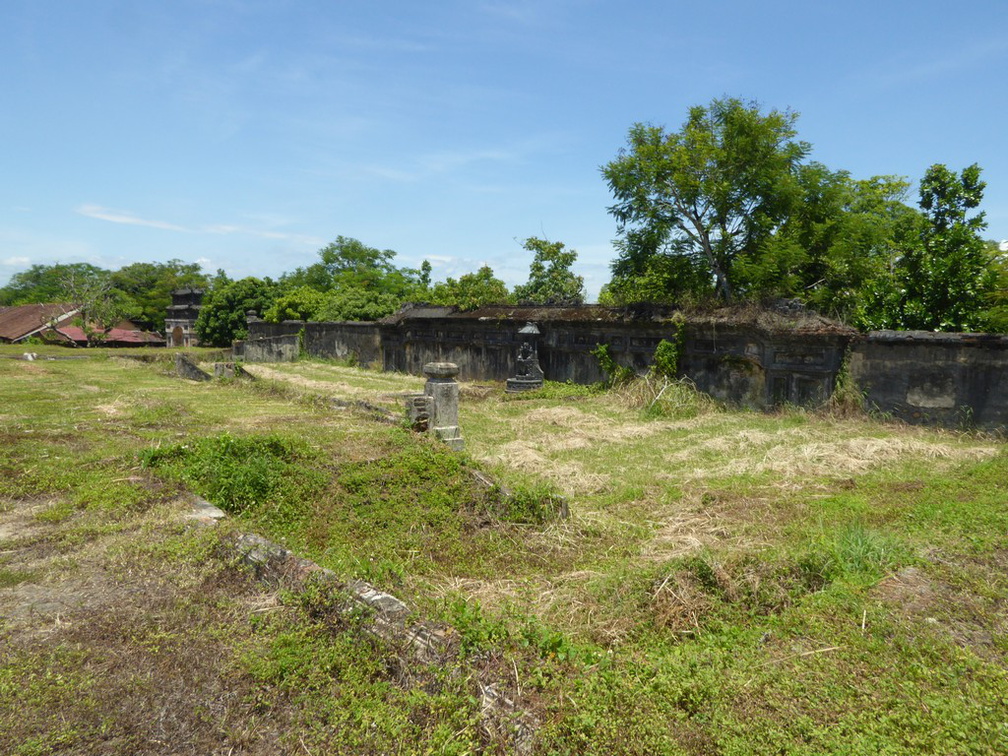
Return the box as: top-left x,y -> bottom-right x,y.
600,97 -> 1007,332
0,260 -> 211,340
192,235 -> 586,346
0,236 -> 587,347
3,97 -> 1004,343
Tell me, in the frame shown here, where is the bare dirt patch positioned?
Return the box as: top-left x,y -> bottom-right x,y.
872,564 -> 1007,662
0,495 -> 302,754
0,496 -> 52,545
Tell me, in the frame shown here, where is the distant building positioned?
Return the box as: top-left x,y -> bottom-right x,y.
51,322 -> 163,347
0,304 -> 161,347
0,303 -> 80,343
165,288 -> 203,347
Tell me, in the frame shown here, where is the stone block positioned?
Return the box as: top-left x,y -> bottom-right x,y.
175,354 -> 211,381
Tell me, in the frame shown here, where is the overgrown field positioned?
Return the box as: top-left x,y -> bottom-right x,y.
1,349 -> 1006,754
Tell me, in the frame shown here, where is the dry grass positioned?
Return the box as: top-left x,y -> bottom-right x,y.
668,432 -> 998,483
640,508 -> 738,561
479,440 -> 610,496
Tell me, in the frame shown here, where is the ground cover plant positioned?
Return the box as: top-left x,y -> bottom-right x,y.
1,350 -> 1006,754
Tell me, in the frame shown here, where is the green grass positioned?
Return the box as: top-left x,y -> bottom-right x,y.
1,354 -> 1006,754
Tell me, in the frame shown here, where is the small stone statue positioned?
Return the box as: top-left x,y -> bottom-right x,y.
516,342 -> 535,377
507,332 -> 544,392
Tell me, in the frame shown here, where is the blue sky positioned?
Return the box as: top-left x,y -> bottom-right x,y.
2,0 -> 1006,300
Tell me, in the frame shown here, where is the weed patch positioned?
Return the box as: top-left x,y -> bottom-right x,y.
140,432 -> 327,521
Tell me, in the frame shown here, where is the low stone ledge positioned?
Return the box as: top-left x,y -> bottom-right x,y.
223,530 -> 537,750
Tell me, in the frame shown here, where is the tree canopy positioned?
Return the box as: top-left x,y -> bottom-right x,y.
603,98 -> 1002,332
603,98 -> 809,303
0,263 -> 109,307
895,163 -> 993,331
194,277 -> 277,347
109,260 -> 209,332
513,237 -> 585,305
427,266 -> 512,311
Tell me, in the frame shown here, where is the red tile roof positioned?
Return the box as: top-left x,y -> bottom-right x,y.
55,325 -> 163,346
0,303 -> 79,342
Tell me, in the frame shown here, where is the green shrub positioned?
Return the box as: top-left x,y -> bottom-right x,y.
492,482 -> 568,525
650,317 -> 685,380
592,343 -> 634,387
140,432 -> 324,516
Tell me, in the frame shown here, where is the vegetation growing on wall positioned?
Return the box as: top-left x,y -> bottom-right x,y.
591,342 -> 634,387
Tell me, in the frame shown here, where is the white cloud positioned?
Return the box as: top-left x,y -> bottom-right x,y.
76,204 -> 189,232
477,1 -> 542,25
331,33 -> 433,55
418,147 -> 517,173
3,256 -> 31,267
76,204 -> 323,246
869,37 -> 1008,89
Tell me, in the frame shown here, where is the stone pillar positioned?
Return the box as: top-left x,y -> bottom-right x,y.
423,362 -> 464,451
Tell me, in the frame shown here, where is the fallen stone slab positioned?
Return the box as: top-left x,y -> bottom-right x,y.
175,354 -> 211,381
183,496 -> 227,524
224,531 -> 537,752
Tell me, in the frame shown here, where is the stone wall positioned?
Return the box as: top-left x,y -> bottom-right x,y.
848,331 -> 1008,430
378,306 -> 852,409
242,333 -> 299,362
304,322 -> 382,367
242,320 -> 382,367
242,307 -> 1008,431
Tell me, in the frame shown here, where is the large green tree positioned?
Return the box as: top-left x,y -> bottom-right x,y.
742,164 -> 922,324
194,277 -> 277,347
59,265 -> 138,345
603,98 -> 809,302
263,286 -> 328,323
984,240 -> 1008,332
280,236 -> 423,300
512,237 -> 585,305
315,288 -> 403,321
0,262 -> 110,306
895,163 -> 994,331
428,266 -> 512,311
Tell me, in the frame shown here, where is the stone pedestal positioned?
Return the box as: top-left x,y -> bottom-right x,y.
422,362 -> 464,451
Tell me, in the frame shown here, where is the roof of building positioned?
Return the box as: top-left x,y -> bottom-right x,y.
55,325 -> 164,346
0,303 -> 80,342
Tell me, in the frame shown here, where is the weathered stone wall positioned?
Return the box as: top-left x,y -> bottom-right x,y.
304,322 -> 382,367
242,320 -> 382,366
379,311 -> 850,409
249,321 -> 303,339
848,331 -> 1008,430
243,334 -> 299,362
243,307 -> 1008,430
